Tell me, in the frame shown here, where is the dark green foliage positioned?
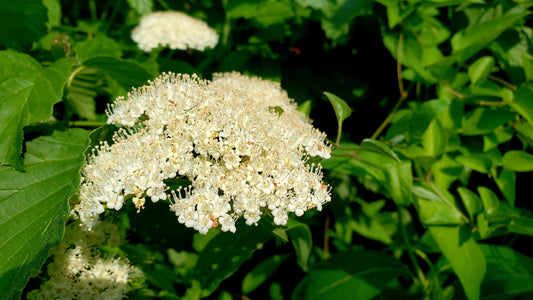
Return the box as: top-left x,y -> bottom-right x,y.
1,0 -> 533,299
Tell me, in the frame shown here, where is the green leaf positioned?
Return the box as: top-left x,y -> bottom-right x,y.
467,56 -> 494,85
297,100 -> 312,117
82,56 -> 152,91
43,0 -> 61,30
242,254 -> 289,295
324,92 -> 352,141
194,221 -> 272,296
226,0 -> 294,27
0,0 -> 47,50
167,249 -> 198,278
502,150 -> 533,172
361,139 -> 401,164
421,118 -> 446,157
287,220 -> 313,272
480,244 -> 533,299
413,185 -> 464,225
451,8 -> 529,63
458,187 -> 482,220
461,107 -> 516,136
478,186 -> 501,216
0,51 -> 71,169
455,154 -> 493,173
384,161 -> 412,206
127,0 -> 153,15
430,227 -> 486,300
292,250 -> 409,300
509,88 -> 533,125
0,129 -> 90,299
76,36 -> 123,62
495,168 -> 516,205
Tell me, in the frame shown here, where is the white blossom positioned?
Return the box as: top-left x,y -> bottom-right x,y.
75,72 -> 331,234
131,11 -> 218,52
26,221 -> 135,300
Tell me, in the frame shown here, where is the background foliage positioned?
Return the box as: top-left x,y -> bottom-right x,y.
1,0 -> 533,299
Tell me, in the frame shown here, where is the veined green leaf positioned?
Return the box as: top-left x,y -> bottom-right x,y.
76,35 -> 123,63
0,51 -> 71,169
0,129 -> 90,299
430,227 -> 486,300
82,56 -> 152,91
480,244 -> 533,299
361,139 -> 401,164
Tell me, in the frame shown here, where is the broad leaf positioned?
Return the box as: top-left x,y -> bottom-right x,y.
127,0 -> 153,15
194,221 -> 272,296
467,56 -> 494,84
461,107 -> 515,136
509,88 -> 533,126
458,187 -> 482,220
502,150 -> 533,172
0,51 -> 71,169
75,35 -> 123,63
451,7 -> 528,63
286,220 -> 313,271
241,254 -> 289,295
480,244 -> 533,299
0,129 -> 90,299
495,168 -> 516,205
82,56 -> 152,91
421,118 -> 446,157
384,161 -> 412,206
292,250 -> 409,300
430,227 -> 486,300
478,186 -> 500,216
361,139 -> 401,164
0,0 -> 47,50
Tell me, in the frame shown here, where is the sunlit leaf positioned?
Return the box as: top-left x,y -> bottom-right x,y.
0,129 -> 90,299
467,56 -> 494,84
430,227 -> 486,300
0,51 -> 71,169
82,56 -> 152,91
502,150 -> 533,172
287,220 -> 313,271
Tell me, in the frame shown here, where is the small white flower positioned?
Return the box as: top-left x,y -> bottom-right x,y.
131,11 -> 218,52
76,72 -> 331,234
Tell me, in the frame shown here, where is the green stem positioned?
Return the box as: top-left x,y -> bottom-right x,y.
67,66 -> 87,89
71,120 -> 106,127
89,0 -> 98,21
221,0 -> 231,49
398,207 -> 430,298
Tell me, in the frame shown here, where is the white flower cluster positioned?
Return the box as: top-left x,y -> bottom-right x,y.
27,221 -> 134,300
75,72 -> 331,234
131,11 -> 218,52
